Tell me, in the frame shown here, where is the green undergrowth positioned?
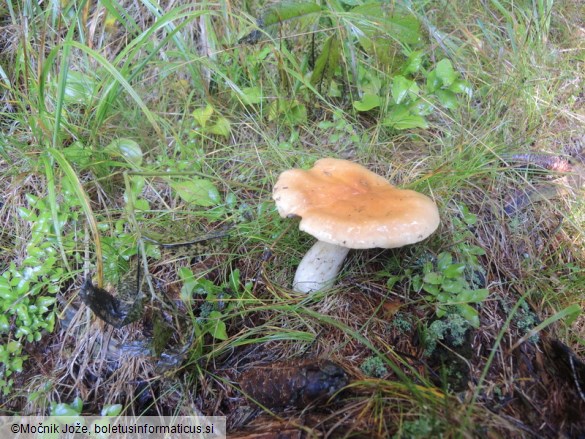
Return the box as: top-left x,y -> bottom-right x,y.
0,0 -> 583,435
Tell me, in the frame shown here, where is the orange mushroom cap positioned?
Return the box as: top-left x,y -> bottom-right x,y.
273,158 -> 440,249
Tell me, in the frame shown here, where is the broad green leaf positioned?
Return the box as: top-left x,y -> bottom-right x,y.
134,199 -> 150,211
437,293 -> 450,303
444,263 -> 466,278
100,404 -> 123,417
351,4 -> 421,45
71,397 -> 83,413
449,79 -> 473,97
268,100 -> 307,125
192,105 -> 214,128
435,59 -> 457,87
208,116 -> 231,137
467,245 -> 485,256
392,75 -> 419,104
63,71 -> 97,104
423,283 -> 440,295
50,402 -> 82,417
62,142 -> 93,168
435,89 -> 459,110
208,311 -> 228,340
36,296 -> 56,312
409,99 -> 433,116
402,50 -> 424,75
108,138 -> 143,167
460,205 -> 477,225
310,35 -> 340,92
0,277 -> 14,301
412,275 -> 422,292
426,70 -> 441,93
238,86 -> 262,105
441,278 -> 464,294
353,93 -> 381,112
437,252 -> 453,271
436,306 -> 447,318
456,288 -> 489,304
171,179 -> 221,207
0,316 -> 8,332
261,2 -> 321,27
383,105 -> 428,130
423,272 -> 443,285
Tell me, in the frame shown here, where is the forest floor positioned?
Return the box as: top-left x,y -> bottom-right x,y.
0,0 -> 584,437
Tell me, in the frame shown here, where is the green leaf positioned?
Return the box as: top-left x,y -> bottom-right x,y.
402,50 -> 424,75
412,275 -> 422,292
444,263 -> 466,278
108,138 -> 143,167
229,269 -> 240,293
63,70 -> 97,104
208,311 -> 228,340
100,404 -> 123,417
0,277 -> 14,301
437,252 -> 453,271
310,35 -> 340,92
51,402 -> 82,417
435,59 -> 457,87
192,105 -> 214,128
0,316 -> 9,333
238,86 -> 262,105
383,105 -> 428,130
134,199 -> 150,211
426,70 -> 441,93
441,278 -> 464,294
268,100 -> 307,125
435,89 -> 459,110
36,296 -> 56,312
423,283 -> 440,295
353,93 -> 381,112
408,99 -> 433,116
449,79 -> 473,97
423,272 -> 443,285
208,116 -> 231,137
467,245 -> 486,256
260,2 -> 321,27
457,304 -> 480,328
71,396 -> 84,413
171,179 -> 221,207
62,142 -> 93,168
392,75 -> 419,104
351,4 -> 421,45
456,288 -> 489,304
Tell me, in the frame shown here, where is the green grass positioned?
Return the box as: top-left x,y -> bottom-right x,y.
1,0 -> 584,436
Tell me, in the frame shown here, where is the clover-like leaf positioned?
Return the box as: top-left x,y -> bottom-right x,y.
193,105 -> 214,128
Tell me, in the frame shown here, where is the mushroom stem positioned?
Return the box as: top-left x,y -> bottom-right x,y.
293,241 -> 351,293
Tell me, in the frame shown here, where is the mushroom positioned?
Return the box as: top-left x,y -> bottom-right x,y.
272,158 -> 440,293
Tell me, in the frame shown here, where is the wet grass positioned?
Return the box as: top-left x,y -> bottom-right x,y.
0,0 -> 584,436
